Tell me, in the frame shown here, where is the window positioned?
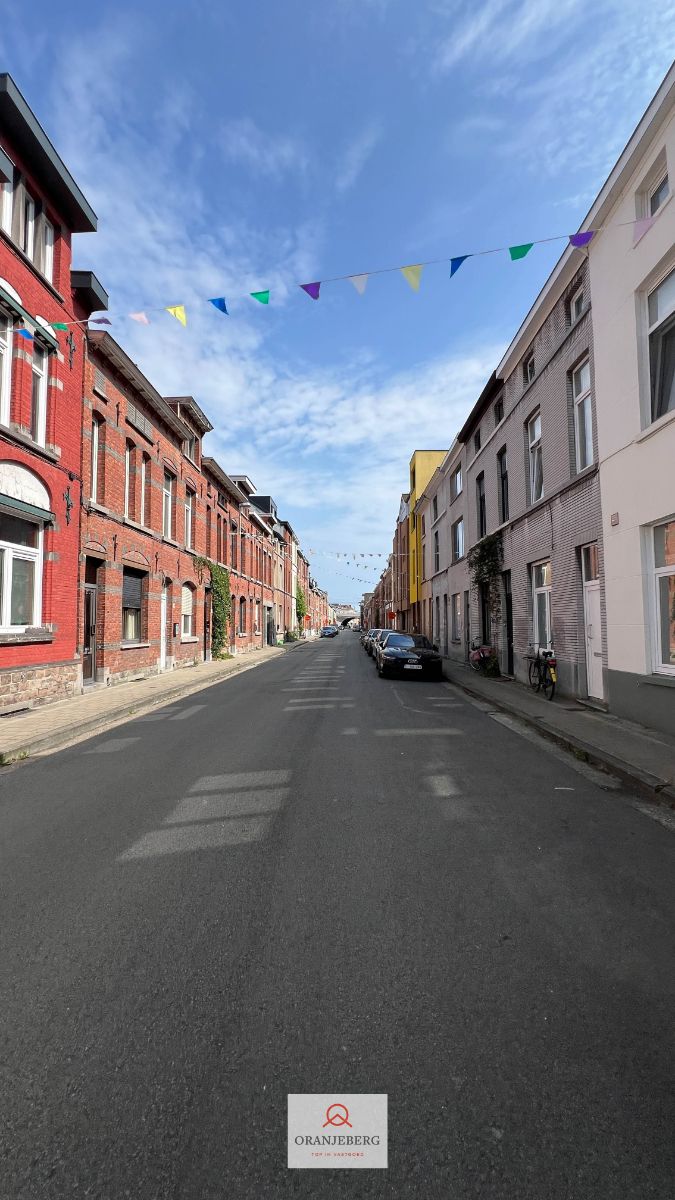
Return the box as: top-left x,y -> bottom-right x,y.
122,567 -> 144,643
476,472 -> 486,538
184,489 -> 194,549
450,466 -> 462,500
432,495 -> 438,522
421,514 -> 426,537
239,595 -> 247,634
255,600 -> 260,633
523,352 -> 535,386
42,219 -> 54,284
185,432 -> 197,461
29,346 -> 48,446
572,358 -> 593,470
140,454 -> 149,526
497,447 -> 509,522
0,512 -> 41,629
569,287 -> 584,323
0,313 -> 12,426
473,429 -> 481,454
231,525 -> 238,570
0,173 -> 12,234
494,396 -> 504,425
451,593 -> 461,642
434,529 -> 440,573
181,583 -> 195,637
532,560 -> 552,651
650,174 -> 669,216
124,441 -> 133,519
22,193 -> 35,259
654,520 -> 675,673
647,266 -> 675,422
582,543 -> 599,582
240,532 -> 246,575
528,411 -> 543,503
90,414 -> 102,502
452,517 -> 464,562
162,471 -> 174,538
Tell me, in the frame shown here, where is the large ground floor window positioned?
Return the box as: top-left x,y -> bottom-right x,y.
532,560 -> 552,651
0,511 -> 41,628
122,567 -> 145,644
654,519 -> 675,672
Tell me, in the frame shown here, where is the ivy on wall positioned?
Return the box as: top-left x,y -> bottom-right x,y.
194,557 -> 232,658
466,531 -> 504,624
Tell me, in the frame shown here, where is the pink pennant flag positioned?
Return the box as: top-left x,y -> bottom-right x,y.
300,281 -> 321,300
129,312 -> 150,325
349,274 -> 368,295
633,216 -> 657,245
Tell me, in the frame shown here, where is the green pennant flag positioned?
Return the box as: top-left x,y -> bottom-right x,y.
250,290 -> 270,305
509,243 -> 534,261
51,322 -> 68,331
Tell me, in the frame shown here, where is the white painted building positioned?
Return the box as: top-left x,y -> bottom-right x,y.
588,64 -> 675,733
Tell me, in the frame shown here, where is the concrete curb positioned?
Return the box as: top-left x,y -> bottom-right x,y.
0,640 -> 311,766
448,672 -> 675,808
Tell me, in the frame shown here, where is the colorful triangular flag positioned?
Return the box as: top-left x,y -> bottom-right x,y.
166,304 -> 187,326
129,312 -> 150,325
349,274 -> 368,295
51,322 -> 68,331
568,231 -> 595,249
250,290 -> 270,305
508,243 -> 534,261
633,216 -> 657,245
401,264 -> 423,291
90,317 -> 112,325
18,328 -> 34,340
300,281 -> 321,300
450,255 -> 469,277
209,297 -> 228,315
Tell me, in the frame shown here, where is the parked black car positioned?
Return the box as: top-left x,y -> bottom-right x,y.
375,632 -> 443,679
320,626 -> 339,638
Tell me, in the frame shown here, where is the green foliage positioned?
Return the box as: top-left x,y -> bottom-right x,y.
467,531 -> 504,621
285,629 -> 300,642
194,557 -> 231,658
296,583 -> 308,621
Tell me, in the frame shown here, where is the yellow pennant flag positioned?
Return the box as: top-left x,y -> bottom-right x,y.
166,304 -> 187,326
401,264 -> 423,292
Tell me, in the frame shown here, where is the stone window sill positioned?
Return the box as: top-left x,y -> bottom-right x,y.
162,536 -> 180,548
121,641 -> 150,650
180,636 -> 198,644
0,626 -> 53,645
637,672 -> 675,689
636,407 -> 675,445
0,422 -> 60,463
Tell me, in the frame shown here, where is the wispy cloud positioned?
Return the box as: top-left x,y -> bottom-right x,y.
433,0 -> 583,72
220,117 -> 308,178
335,121 -> 382,192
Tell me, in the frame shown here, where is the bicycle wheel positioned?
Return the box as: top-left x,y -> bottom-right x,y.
528,659 -> 541,691
541,663 -> 556,701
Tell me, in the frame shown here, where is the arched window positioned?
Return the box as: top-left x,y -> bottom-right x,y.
239,595 -> 247,634
181,583 -> 195,637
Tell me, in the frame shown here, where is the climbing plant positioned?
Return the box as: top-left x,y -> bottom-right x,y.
194,557 -> 232,658
467,531 -> 504,622
296,583 -> 308,622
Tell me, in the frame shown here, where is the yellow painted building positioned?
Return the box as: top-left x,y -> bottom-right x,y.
408,449 -> 447,629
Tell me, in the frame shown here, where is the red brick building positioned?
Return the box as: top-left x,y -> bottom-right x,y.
0,73 -> 104,710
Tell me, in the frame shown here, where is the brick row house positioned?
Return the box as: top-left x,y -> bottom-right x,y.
0,73 -> 327,711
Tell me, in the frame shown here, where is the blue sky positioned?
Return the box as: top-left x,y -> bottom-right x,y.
3,2 -> 675,603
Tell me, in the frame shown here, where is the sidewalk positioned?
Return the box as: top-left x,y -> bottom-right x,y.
445,661 -> 675,806
0,643 -> 308,765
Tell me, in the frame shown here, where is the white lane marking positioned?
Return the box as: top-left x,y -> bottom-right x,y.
190,770 -> 290,793
282,686 -> 340,691
84,737 -> 141,754
427,774 -> 461,796
169,704 -> 206,721
283,703 -> 337,710
119,818 -> 269,860
286,697 -> 353,703
341,727 -> 358,734
373,729 -> 462,737
167,788 -> 289,823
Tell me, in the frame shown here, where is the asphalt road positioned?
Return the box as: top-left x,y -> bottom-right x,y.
1,633 -> 673,1199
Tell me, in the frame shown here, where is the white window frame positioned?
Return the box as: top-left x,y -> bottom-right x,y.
523,352 -> 535,386
22,194 -> 34,259
572,357 -> 593,471
651,520 -> 675,676
162,471 -> 174,539
184,489 -> 194,549
181,584 -> 194,638
124,442 -> 132,518
451,592 -> 461,641
1,173 -> 12,235
570,286 -> 584,323
646,264 -> 675,424
452,516 -> 464,562
433,529 -> 440,573
532,559 -> 552,652
30,345 -> 48,446
90,414 -> 100,502
649,173 -> 669,217
140,454 -> 147,526
0,312 -> 12,426
450,465 -> 462,500
43,219 -> 54,284
528,411 -> 543,503
0,510 -> 43,631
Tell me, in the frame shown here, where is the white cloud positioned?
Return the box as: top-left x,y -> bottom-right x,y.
220,117 -> 308,178
434,0 -> 583,72
335,121 -> 382,192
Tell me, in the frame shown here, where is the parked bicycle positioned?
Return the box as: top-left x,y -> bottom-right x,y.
468,639 -> 499,675
527,646 -> 557,700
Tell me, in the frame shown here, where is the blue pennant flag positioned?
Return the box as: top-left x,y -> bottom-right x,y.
18,328 -> 34,340
450,255 -> 469,278
209,297 -> 228,315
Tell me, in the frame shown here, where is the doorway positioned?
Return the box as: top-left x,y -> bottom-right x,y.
160,583 -> 169,671
203,591 -> 212,662
581,544 -> 604,699
83,587 -> 97,683
503,570 -> 514,675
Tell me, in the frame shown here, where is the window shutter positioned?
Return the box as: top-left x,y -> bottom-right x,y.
181,584 -> 193,616
122,569 -> 143,608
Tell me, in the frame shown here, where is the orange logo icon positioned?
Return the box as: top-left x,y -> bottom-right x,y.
323,1102 -> 352,1128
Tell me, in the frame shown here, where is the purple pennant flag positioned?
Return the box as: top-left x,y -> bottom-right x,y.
633,216 -> 656,245
569,231 -> 595,248
300,281 -> 321,300
90,317 -> 112,325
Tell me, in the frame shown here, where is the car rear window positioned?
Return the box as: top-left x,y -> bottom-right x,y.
386,634 -> 432,649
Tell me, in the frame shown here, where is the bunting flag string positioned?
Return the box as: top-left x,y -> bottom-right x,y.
40,213 -> 654,334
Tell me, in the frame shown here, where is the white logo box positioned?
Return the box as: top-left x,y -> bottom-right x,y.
288,1093 -> 388,1169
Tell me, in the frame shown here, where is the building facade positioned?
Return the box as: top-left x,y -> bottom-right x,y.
407,450 -> 447,633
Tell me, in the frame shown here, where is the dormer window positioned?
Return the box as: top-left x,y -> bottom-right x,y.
185,432 -> 198,462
